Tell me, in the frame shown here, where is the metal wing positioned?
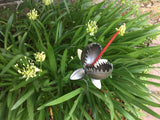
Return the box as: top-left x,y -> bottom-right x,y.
91,78 -> 101,89
70,68 -> 85,80
77,49 -> 82,60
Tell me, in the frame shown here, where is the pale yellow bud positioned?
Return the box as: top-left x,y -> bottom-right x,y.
27,9 -> 39,20
15,64 -> 18,68
15,56 -> 42,80
86,20 -> 98,36
34,51 -> 46,62
43,0 -> 53,6
116,23 -> 126,36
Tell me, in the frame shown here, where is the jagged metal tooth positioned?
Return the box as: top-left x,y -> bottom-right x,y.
93,68 -> 97,73
97,61 -> 99,64
85,50 -> 90,65
89,68 -> 92,71
94,61 -> 99,68
99,61 -> 103,66
84,50 -> 89,65
103,59 -> 107,63
95,65 -> 97,68
97,64 -> 100,67
96,62 -> 99,67
97,68 -> 100,72
102,59 -> 107,63
105,69 -> 108,72
94,63 -> 97,68
94,62 -> 97,67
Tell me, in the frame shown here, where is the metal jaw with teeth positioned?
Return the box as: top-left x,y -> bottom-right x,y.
70,43 -> 113,89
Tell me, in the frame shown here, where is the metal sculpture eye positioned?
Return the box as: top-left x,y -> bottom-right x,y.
70,43 -> 113,89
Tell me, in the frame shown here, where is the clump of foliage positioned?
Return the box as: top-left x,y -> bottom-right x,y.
0,0 -> 160,120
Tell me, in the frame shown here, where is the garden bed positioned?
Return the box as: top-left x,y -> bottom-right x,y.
0,0 -> 160,120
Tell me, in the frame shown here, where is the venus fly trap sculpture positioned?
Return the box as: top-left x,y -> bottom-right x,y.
70,24 -> 126,89
70,43 -> 113,89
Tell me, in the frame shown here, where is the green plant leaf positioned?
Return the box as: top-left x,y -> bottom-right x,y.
7,92 -> 12,108
47,42 -> 57,78
0,54 -> 23,75
64,0 -> 70,14
0,54 -> 7,64
10,71 -> 48,91
61,49 -> 67,75
38,110 -> 45,120
19,32 -> 27,54
27,97 -> 34,120
104,93 -> 115,120
31,21 -> 46,50
66,93 -> 82,120
55,22 -> 60,44
4,14 -> 14,50
38,88 -> 82,110
80,105 -> 92,120
11,88 -> 34,110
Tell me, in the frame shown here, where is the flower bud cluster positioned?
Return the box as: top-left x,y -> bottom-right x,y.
27,9 -> 39,20
86,20 -> 98,36
34,51 -> 46,62
116,23 -> 126,36
15,52 -> 46,80
43,0 -> 53,6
